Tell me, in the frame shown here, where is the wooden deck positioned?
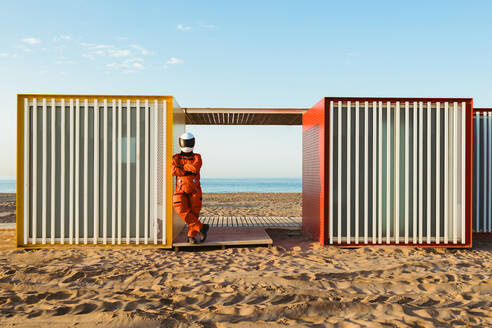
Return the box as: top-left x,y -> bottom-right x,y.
199,216 -> 302,228
173,227 -> 273,249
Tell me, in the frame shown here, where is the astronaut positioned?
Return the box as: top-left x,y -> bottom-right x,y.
171,132 -> 209,244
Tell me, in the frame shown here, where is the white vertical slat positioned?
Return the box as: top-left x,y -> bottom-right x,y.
337,101 -> 342,243
489,112 -> 492,233
461,102 -> 466,243
372,101 -> 377,244
83,99 -> 89,245
162,100 -> 167,245
50,99 -> 56,244
378,101 -> 383,244
42,98 -> 47,245
103,99 -> 108,244
436,102 -> 440,244
347,101 -> 351,244
364,101 -> 368,244
355,101 -> 359,244
386,101 -> 391,244
74,99 -> 79,244
153,100 -> 158,244
23,98 -> 29,244
453,102 -> 458,244
426,102 -> 431,244
483,113 -> 486,233
68,99 -> 74,244
93,99 -> 99,244
413,102 -> 418,244
328,101 -> 333,244
60,99 -> 66,245
474,114 -> 479,232
32,99 -> 38,244
136,100 -> 141,245
117,99 -> 123,244
444,102 -> 449,243
112,99 -> 116,245
418,102 -> 423,244
126,100 -> 131,244
395,102 -> 400,244
144,100 -> 149,244
404,102 -> 409,244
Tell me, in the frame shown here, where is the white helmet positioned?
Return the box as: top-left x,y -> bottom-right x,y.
179,132 -> 195,153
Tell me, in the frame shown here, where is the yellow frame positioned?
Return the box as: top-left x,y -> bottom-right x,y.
17,94 -> 176,248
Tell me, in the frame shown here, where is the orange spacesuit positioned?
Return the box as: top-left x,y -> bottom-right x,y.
172,133 -> 209,243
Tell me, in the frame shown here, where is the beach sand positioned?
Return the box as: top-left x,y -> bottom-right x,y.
0,193 -> 15,223
1,193 -> 491,327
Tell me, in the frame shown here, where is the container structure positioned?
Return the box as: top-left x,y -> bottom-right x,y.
16,94 -> 185,247
302,97 -> 473,247
473,108 -> 492,237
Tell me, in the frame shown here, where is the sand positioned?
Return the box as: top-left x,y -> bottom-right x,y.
1,192 -> 491,327
0,194 -> 15,223
201,193 -> 301,217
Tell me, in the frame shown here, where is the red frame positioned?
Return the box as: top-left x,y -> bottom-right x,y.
302,99 -> 327,244
472,107 -> 492,238
303,97 -> 474,248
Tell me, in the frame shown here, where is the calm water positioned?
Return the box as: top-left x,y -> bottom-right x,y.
0,179 -> 15,193
0,178 -> 301,194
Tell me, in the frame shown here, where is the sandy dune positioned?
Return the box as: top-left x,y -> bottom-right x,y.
0,227 -> 491,327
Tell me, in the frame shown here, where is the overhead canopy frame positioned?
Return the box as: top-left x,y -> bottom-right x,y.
183,108 -> 307,125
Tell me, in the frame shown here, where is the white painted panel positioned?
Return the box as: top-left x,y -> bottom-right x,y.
103,99 -> 108,244
386,101 -> 391,244
60,99 -> 66,245
404,102 -> 409,244
83,99 -> 89,245
162,100 -> 167,245
111,99 -> 116,244
32,98 -> 38,244
355,101 -> 359,244
68,99 -> 75,245
347,101 -> 351,244
93,99 -> 99,244
461,102 -> 466,243
378,101 -> 383,243
126,100 -> 131,244
418,102 -> 423,244
413,102 -> 418,244
117,99 -> 123,244
153,100 -> 158,244
23,98 -> 29,244
42,98 -> 47,244
144,100 -> 149,244
364,101 -> 368,244
328,101 -> 333,244
372,101 -> 377,244
50,99 -> 55,244
453,102 -> 458,244
74,99 -> 79,244
337,101 -> 342,243
489,112 -> 492,233
436,102 -> 440,244
136,100 -> 140,245
426,102 -> 431,244
444,102 -> 449,243
395,102 -> 400,244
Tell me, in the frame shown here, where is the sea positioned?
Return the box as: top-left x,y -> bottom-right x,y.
0,178 -> 301,193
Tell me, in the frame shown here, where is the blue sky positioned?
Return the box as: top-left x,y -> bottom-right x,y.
1,0 -> 491,177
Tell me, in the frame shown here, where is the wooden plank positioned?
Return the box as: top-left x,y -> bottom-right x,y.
173,227 -> 273,247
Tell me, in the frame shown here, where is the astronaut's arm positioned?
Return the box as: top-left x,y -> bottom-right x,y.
183,154 -> 202,174
171,157 -> 185,176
